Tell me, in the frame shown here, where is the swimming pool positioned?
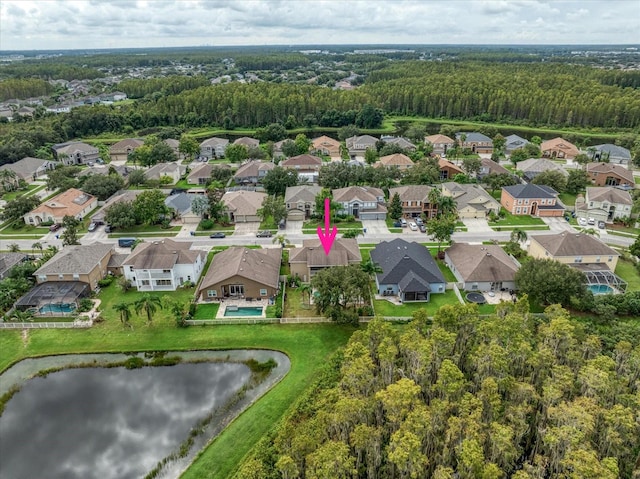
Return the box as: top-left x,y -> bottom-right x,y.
588,284 -> 614,295
223,306 -> 264,317
38,303 -> 76,315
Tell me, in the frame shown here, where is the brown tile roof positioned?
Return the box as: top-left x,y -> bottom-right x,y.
540,137 -> 579,156
388,185 -> 433,202
281,154 -> 322,167
187,163 -> 213,181
376,153 -> 414,168
531,232 -> 619,257
199,247 -> 281,290
312,135 -> 341,149
222,190 -> 267,216
438,158 -> 464,174
333,186 -> 384,203
425,134 -> 454,144
234,160 -> 275,179
289,238 -> 361,266
123,239 -> 204,270
587,162 -> 635,184
480,158 -> 510,175
109,138 -> 144,152
445,243 -> 519,283
233,136 -> 259,147
29,188 -> 96,218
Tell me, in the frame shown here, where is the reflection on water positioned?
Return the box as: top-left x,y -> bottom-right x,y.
0,362 -> 250,479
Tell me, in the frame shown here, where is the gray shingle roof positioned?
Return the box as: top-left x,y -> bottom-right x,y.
333,186 -> 384,203
284,185 -> 322,204
586,187 -> 633,206
503,183 -> 559,199
35,244 -> 113,276
592,144 -> 631,160
516,158 -> 569,176
0,157 -> 58,179
457,132 -> 492,143
165,192 -> 199,215
370,239 -> 445,286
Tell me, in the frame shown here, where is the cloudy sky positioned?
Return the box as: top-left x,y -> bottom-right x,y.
1,0 -> 639,51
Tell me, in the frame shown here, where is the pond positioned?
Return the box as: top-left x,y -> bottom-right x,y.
0,350 -> 289,479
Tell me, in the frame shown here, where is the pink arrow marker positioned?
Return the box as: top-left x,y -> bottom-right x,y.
317,197 -> 338,255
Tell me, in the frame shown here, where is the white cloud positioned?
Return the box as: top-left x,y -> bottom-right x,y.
0,0 -> 637,50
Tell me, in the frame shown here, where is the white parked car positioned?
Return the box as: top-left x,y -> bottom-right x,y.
409,222 -> 418,231
587,217 -> 596,225
578,217 -> 588,226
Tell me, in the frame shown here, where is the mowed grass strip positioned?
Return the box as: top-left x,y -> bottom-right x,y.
0,282 -> 354,479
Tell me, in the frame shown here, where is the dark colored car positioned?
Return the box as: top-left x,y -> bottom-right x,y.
209,232 -> 226,238
49,224 -> 61,232
597,221 -> 606,229
256,231 -> 273,238
419,224 -> 427,233
87,222 -> 99,232
104,225 -> 114,233
393,221 -> 402,227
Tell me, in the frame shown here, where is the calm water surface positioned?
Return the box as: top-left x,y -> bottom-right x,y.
0,362 -> 250,479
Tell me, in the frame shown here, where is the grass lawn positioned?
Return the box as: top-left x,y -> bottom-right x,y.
436,259 -> 457,282
0,222 -> 49,236
558,192 -> 577,206
373,289 -> 461,317
109,225 -> 182,235
607,223 -> 640,236
0,282 -> 355,479
283,286 -> 319,318
489,212 -> 546,227
303,220 -> 362,230
1,184 -> 44,201
193,303 -> 220,319
615,258 -> 640,291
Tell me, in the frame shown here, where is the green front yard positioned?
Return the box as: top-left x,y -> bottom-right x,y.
1,184 -> 45,201
373,289 -> 461,317
489,211 -> 546,226
108,224 -> 182,237
0,222 -> 49,237
615,258 -> 640,291
303,220 -> 363,231
558,192 -> 577,206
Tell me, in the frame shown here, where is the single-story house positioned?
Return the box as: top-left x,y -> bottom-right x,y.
516,158 -> 569,183
333,186 -> 387,220
370,239 -> 446,302
380,136 -> 416,151
90,190 -> 149,225
165,192 -> 202,224
445,243 -> 519,292
200,137 -> 229,159
375,153 -> 414,170
478,158 -> 512,179
504,134 -> 530,156
540,137 -> 579,160
312,135 -> 341,158
500,184 -> 564,217
0,157 -> 58,183
439,158 -> 464,180
233,136 -> 260,148
33,243 -> 114,291
586,162 -> 635,189
281,154 -> 323,183
425,134 -> 455,156
52,141 -> 100,165
221,190 -> 267,223
198,247 -> 282,301
589,144 -> 631,167
187,163 -> 214,185
440,182 -> 501,219
78,164 -> 130,178
289,238 -> 361,282
574,187 -> 633,223
0,252 -> 27,280
123,239 -> 206,291
233,160 -> 275,184
388,185 -> 437,220
144,162 -> 186,184
109,138 -> 144,162
285,185 -> 322,221
24,188 -> 98,225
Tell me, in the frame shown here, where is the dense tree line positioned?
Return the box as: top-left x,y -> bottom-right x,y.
0,62 -> 103,81
0,78 -> 54,101
118,75 -> 210,99
235,54 -> 310,72
240,302 -> 640,478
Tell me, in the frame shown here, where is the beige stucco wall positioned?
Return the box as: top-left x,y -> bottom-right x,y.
528,240 -> 619,270
199,274 -> 279,300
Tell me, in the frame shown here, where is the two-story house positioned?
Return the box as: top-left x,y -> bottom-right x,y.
312,135 -> 341,158
280,154 -> 323,183
574,187 -> 633,223
586,162 -> 635,189
289,238 -> 361,282
221,190 -> 267,223
439,158 -> 465,180
380,136 -> 416,151
200,137 -> 229,159
52,141 -> 100,165
144,162 -> 186,184
589,144 -> 631,167
233,160 -> 275,185
456,132 -> 493,154
540,137 -> 579,161
501,184 -> 564,217
425,134 -> 455,157
332,186 -> 387,220
345,134 -> 378,159
123,239 -> 206,291
109,138 -> 144,162
504,134 -> 530,156
441,182 -> 501,219
284,185 -> 322,221
233,136 -> 260,149
388,185 -> 437,220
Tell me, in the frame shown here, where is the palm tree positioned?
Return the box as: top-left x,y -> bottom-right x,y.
582,227 -> 600,238
113,302 -> 133,329
360,258 -> 383,279
31,241 -> 43,255
11,309 -> 34,322
510,228 -> 528,244
8,243 -> 20,252
298,283 -> 312,307
437,196 -> 457,218
272,234 -> 290,248
134,294 -> 163,325
0,169 -> 17,192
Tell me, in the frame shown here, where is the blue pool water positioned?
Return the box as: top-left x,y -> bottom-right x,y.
588,284 -> 614,295
223,306 -> 264,317
39,303 -> 76,314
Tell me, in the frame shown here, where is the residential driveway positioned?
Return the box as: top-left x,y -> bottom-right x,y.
361,219 -> 388,235
542,217 -> 575,233
234,222 -> 260,235
285,220 -> 303,235
461,218 -> 494,233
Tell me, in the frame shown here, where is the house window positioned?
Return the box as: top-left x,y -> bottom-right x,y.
540,199 -> 546,205
471,283 -> 478,290
207,290 -> 217,297
73,274 -> 79,280
129,266 -> 134,271
260,289 -> 268,296
574,257 -> 583,263
38,275 -> 47,281
524,199 -> 529,205
518,199 -> 523,205
156,280 -> 172,286
163,269 -> 171,273
522,208 -> 528,214
608,256 -> 613,262
141,280 -> 150,286
589,202 -> 594,207
58,274 -> 64,279
516,207 -> 521,214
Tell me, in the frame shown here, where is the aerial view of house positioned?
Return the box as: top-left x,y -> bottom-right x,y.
516,158 -> 569,182
540,137 -> 579,160
504,134 -> 530,156
221,190 -> 267,223
200,137 -> 229,159
574,186 -> 633,223
284,185 -> 322,220
109,138 -> 144,162
387,184 -> 436,220
589,144 -> 631,166
198,247 -> 281,301
457,132 -> 493,154
289,238 -> 361,282
586,162 -> 635,188
425,134 -> 454,156
280,154 -> 323,183
52,141 -> 100,165
233,160 -> 274,184
500,184 -> 565,217
0,157 -> 58,183
311,135 -> 341,158
375,153 -> 414,170
332,186 -> 387,220
370,239 -> 446,301
23,188 -> 98,225
440,182 -> 500,219
438,158 -> 464,180
445,243 -> 519,292
123,239 -> 206,291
